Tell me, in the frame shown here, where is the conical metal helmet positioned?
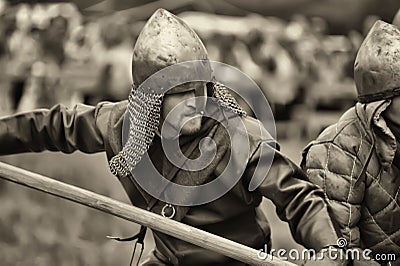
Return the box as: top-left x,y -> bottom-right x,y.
354,20 -> 400,103
393,9 -> 400,28
132,8 -> 209,88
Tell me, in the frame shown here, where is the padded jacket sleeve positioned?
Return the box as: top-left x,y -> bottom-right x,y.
302,140 -> 365,249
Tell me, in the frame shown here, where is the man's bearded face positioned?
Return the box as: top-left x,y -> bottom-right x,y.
160,82 -> 207,138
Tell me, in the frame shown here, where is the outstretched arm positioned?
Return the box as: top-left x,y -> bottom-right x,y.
0,102 -> 110,155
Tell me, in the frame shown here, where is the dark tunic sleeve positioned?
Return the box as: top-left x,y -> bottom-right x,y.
0,102 -> 114,155
244,141 -> 340,251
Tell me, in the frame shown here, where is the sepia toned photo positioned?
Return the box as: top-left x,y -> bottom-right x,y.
0,1 -> 399,265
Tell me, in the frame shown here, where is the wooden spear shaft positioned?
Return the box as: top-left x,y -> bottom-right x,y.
0,161 -> 296,266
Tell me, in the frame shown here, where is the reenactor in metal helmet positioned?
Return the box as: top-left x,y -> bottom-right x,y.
303,20 -> 400,265
0,9 -> 343,265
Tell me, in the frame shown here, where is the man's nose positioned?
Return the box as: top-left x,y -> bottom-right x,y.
185,97 -> 197,109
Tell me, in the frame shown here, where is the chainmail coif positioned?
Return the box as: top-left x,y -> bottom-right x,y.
109,81 -> 247,178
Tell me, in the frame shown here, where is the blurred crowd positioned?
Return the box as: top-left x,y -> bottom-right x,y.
0,2 -> 380,137
0,2 -> 134,115
0,3 -> 387,264
178,11 -> 380,138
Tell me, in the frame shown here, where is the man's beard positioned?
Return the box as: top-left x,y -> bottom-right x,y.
160,115 -> 203,139
179,116 -> 203,136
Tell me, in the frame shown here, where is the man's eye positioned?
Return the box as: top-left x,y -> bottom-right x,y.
182,90 -> 196,96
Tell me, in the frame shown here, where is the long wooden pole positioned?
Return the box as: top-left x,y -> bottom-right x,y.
0,161 -> 296,266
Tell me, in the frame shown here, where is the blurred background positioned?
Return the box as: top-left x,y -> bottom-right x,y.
0,0 -> 399,265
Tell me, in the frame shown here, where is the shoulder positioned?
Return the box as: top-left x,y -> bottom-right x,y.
97,100 -> 128,118
239,115 -> 277,147
96,100 -> 128,135
96,100 -> 128,158
215,115 -> 277,170
302,106 -> 373,174
309,107 -> 371,153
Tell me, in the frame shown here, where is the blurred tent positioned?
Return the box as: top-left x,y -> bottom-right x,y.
5,0 -> 400,34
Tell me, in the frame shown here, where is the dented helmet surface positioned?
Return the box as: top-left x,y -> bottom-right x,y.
393,9 -> 400,28
132,8 -> 209,89
354,20 -> 400,103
